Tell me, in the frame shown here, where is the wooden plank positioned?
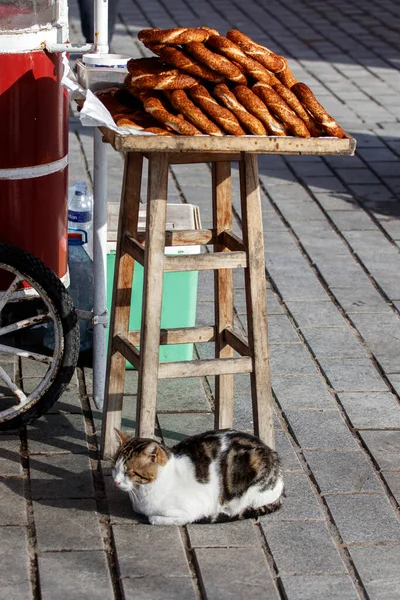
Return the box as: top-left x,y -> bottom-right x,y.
240,153 -> 274,449
158,356 -> 253,379
100,127 -> 356,155
212,162 -> 235,431
114,334 -> 140,370
127,326 -> 216,346
101,152 -> 143,460
220,230 -> 245,252
109,228 -> 215,245
123,234 -> 145,265
135,152 -> 169,439
224,326 -> 250,357
164,251 -> 247,272
135,228 -> 215,246
167,152 -> 241,164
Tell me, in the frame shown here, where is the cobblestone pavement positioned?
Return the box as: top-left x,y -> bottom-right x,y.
1,0 -> 400,598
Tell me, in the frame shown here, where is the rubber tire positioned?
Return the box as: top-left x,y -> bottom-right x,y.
0,242 -> 80,430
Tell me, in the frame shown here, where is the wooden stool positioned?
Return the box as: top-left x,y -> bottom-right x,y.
100,149 -> 273,459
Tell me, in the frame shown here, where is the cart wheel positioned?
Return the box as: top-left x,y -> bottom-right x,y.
0,242 -> 80,430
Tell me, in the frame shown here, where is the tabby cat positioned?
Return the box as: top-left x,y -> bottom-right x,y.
112,429 -> 284,525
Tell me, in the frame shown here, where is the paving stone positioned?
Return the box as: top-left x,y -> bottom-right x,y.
360,430 -> 400,470
33,498 -> 103,550
373,274 -> 400,300
285,409 -> 358,450
361,254 -> 400,280
271,277 -> 329,302
91,396 -> 137,442
113,524 -> 192,578
305,449 -> 383,493
272,375 -> 335,410
286,301 -> 346,327
0,526 -> 31,599
343,230 -> 397,255
315,258 -> 372,288
328,210 -> 377,230
84,367 -> 138,397
0,434 -> 22,475
349,545 -> 400,600
301,326 -> 368,358
275,430 -> 303,473
381,467 -> 400,502
0,479 -> 26,525
387,373 -> 400,395
158,412 -> 214,448
262,521 -> 346,575
39,551 -> 114,600
263,473 -> 324,521
277,201 -> 327,222
121,575 -> 197,600
326,494 -> 400,543
263,229 -> 299,255
29,453 -> 95,499
232,390 -> 282,433
27,413 -> 88,454
338,392 -> 400,429
187,519 -> 259,547
350,312 -> 400,342
103,473 -> 147,525
267,293 -> 285,314
0,362 -> 15,386
20,358 -> 50,378
281,574 -> 359,600
232,392 -> 255,431
265,315 -> 301,344
270,344 -> 319,375
46,384 -> 83,414
331,286 -> 392,313
317,357 -> 389,391
368,340 -> 400,373
156,378 -> 210,412
195,547 -> 279,600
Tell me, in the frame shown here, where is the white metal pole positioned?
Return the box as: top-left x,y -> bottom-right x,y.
92,0 -> 109,409
92,128 -> 108,410
94,0 -> 109,53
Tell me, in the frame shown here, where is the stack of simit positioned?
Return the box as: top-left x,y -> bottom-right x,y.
96,27 -> 345,138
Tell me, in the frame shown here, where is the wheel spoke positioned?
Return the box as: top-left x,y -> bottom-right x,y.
0,275 -> 23,312
0,364 -> 27,404
0,343 -> 53,364
0,313 -> 51,337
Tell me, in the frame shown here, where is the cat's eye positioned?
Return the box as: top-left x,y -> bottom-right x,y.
130,470 -> 150,481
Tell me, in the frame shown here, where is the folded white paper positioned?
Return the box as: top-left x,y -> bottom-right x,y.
61,54 -> 154,136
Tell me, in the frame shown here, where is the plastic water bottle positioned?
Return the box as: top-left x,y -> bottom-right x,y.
68,181 -> 93,258
68,230 -> 94,353
44,230 -> 93,354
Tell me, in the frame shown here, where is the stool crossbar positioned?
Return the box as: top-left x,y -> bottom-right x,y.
101,150 -> 274,459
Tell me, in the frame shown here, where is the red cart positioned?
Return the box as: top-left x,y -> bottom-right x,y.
0,0 -> 80,429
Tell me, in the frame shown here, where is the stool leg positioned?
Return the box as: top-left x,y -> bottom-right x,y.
240,153 -> 274,449
101,153 -> 143,459
212,162 -> 234,430
136,153 -> 169,439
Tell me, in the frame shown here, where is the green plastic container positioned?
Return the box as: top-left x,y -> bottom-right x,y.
106,204 -> 201,369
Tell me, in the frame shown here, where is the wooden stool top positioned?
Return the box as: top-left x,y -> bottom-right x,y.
100,127 -> 356,156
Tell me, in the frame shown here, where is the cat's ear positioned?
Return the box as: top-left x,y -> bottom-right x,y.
143,442 -> 159,462
143,442 -> 169,465
114,428 -> 131,446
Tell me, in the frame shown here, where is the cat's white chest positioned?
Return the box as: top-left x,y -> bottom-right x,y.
130,455 -> 220,525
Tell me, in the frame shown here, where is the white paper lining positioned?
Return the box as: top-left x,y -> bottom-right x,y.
61,54 -> 154,136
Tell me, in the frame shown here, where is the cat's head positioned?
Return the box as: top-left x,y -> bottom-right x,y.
112,429 -> 170,492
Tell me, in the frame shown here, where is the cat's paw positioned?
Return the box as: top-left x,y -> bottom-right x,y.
148,515 -> 189,526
